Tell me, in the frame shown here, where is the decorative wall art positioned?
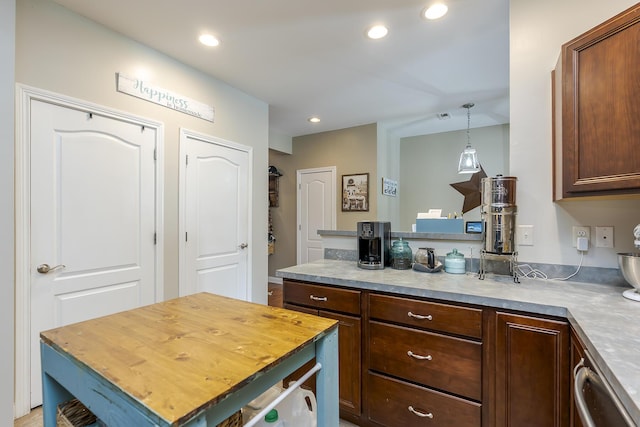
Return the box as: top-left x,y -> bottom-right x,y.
450,166 -> 487,213
342,173 -> 369,211
381,177 -> 398,196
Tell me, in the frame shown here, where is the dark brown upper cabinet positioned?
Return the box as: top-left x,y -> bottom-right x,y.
553,3 -> 640,200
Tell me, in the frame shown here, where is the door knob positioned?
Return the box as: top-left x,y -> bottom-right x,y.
239,243 -> 248,249
37,264 -> 66,274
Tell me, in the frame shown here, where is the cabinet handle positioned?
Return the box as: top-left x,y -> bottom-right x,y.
408,406 -> 433,418
408,311 -> 432,321
407,350 -> 432,360
309,295 -> 328,302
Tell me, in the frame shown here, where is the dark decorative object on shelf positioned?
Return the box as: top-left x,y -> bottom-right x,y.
269,165 -> 282,208
450,166 -> 487,214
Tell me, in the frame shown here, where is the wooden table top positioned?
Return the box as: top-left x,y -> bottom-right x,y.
40,292 -> 338,424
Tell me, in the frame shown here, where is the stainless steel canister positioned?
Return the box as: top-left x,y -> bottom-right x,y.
482,176 -> 518,254
482,175 -> 517,208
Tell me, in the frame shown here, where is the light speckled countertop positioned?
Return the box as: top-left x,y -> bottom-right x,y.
277,259 -> 640,424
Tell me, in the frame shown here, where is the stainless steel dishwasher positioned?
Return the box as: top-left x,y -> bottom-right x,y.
574,350 -> 636,427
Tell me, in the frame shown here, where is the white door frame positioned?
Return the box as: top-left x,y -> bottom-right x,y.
177,128 -> 253,298
14,85 -> 165,417
296,166 -> 337,265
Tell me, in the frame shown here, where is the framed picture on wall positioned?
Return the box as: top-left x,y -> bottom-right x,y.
381,177 -> 397,196
342,173 -> 369,211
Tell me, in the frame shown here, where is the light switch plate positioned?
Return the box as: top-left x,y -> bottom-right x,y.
517,225 -> 534,246
595,226 -> 614,248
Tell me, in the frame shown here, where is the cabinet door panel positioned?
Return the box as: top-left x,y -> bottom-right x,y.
282,302 -> 362,417
283,280 -> 361,314
367,372 -> 481,427
495,312 -> 569,427
369,293 -> 482,338
320,310 -> 362,417
556,4 -> 640,197
369,321 -> 482,401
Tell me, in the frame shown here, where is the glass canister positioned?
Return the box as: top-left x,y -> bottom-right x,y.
390,238 -> 413,270
444,249 -> 466,274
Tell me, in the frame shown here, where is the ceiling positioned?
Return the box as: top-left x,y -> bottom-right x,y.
51,0 -> 510,139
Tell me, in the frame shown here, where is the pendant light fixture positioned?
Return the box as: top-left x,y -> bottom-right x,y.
457,102 -> 480,174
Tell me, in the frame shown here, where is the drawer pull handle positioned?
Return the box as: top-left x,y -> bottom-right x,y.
408,406 -> 433,418
310,295 -> 328,302
407,350 -> 432,361
408,311 -> 432,321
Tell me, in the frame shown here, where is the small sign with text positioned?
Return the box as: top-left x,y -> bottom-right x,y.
116,73 -> 214,122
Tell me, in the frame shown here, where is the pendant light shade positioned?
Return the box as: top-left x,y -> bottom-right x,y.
458,103 -> 481,174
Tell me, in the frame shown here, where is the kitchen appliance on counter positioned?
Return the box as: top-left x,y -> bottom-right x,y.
357,221 -> 391,270
618,224 -> 640,302
479,175 -> 519,282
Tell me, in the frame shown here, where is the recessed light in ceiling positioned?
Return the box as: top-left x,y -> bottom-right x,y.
199,34 -> 220,47
308,117 -> 321,123
366,25 -> 388,40
423,3 -> 448,20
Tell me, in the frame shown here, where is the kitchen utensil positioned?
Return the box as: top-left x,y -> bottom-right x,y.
414,247 -> 436,268
412,261 -> 443,273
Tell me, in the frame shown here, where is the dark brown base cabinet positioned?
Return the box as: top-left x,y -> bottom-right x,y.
283,279 -> 572,426
492,311 -> 570,427
283,280 -> 362,421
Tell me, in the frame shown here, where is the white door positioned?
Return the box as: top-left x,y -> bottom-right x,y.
29,100 -> 158,407
179,130 -> 250,300
297,167 -> 337,264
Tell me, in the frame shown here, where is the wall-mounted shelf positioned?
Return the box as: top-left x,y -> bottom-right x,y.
269,166 -> 282,208
318,229 -> 483,241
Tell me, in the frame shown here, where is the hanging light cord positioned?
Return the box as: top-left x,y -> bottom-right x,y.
466,105 -> 471,147
462,102 -> 474,148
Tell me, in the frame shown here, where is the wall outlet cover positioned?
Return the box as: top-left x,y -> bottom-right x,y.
572,226 -> 590,247
595,226 -> 614,248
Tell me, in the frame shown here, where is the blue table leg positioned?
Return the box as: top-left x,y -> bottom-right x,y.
315,326 -> 339,427
41,366 -> 73,426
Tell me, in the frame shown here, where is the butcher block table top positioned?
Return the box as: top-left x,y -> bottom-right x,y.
40,292 -> 339,426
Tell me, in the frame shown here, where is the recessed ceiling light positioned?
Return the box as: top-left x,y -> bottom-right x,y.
366,25 -> 388,40
423,3 -> 448,20
199,34 -> 220,47
308,117 -> 321,123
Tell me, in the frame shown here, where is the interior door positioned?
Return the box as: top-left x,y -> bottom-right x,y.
180,130 -> 250,300
29,100 -> 158,407
297,167 -> 336,264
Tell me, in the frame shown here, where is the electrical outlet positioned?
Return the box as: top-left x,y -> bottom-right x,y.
572,226 -> 590,247
595,226 -> 614,248
517,225 -> 534,246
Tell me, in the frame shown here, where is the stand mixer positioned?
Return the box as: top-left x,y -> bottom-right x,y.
618,224 -> 640,301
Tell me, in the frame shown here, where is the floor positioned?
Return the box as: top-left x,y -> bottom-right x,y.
16,283 -> 358,426
15,406 -> 358,426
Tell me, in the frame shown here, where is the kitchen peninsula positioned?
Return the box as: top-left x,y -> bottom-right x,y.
277,259 -> 640,426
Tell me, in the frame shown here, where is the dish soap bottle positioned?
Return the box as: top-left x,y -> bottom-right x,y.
391,238 -> 413,270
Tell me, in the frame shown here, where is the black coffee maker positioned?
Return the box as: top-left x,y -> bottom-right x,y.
357,221 -> 391,269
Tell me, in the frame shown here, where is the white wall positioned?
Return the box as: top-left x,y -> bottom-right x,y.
16,0 -> 270,302
400,124 -> 510,231
376,122 -> 401,225
511,0 -> 640,268
1,1 -> 15,424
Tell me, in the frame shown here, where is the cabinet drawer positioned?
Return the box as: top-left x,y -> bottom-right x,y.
283,280 -> 361,315
369,293 -> 482,339
367,372 -> 481,427
369,321 -> 482,400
